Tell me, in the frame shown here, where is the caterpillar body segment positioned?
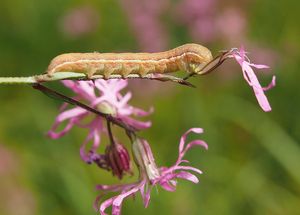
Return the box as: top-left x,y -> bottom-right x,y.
46,44 -> 213,79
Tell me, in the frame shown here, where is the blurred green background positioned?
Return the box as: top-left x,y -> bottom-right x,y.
0,0 -> 299,214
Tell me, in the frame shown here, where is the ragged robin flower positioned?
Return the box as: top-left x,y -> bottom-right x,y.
48,79 -> 152,163
230,47 -> 276,112
95,128 -> 208,215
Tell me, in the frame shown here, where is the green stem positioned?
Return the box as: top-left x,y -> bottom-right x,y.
0,76 -> 37,84
0,72 -> 86,85
0,72 -> 192,85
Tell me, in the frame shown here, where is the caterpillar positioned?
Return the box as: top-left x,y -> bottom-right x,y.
46,43 -> 213,79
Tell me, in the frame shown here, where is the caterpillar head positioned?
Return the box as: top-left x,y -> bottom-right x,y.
191,49 -> 231,76
180,43 -> 213,75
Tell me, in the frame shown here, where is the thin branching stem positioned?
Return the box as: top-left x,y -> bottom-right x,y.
106,121 -> 116,146
32,83 -> 137,133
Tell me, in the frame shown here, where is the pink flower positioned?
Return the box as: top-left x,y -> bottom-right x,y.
48,79 -> 152,163
119,0 -> 169,51
230,47 -> 276,112
175,0 -> 217,43
60,5 -> 100,38
95,128 -> 208,215
216,8 -> 246,43
89,141 -> 132,179
105,141 -> 132,179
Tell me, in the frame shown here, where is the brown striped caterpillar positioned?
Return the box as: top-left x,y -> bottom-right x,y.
46,44 -> 213,81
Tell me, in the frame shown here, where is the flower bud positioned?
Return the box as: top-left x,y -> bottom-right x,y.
132,137 -> 160,182
96,101 -> 117,116
105,142 -> 132,179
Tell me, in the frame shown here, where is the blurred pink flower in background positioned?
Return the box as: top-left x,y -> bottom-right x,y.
0,145 -> 36,215
48,80 -> 152,163
0,144 -> 17,176
119,0 -> 174,97
248,45 -> 279,69
95,128 -> 208,215
175,0 -> 217,43
119,0 -> 169,51
60,5 -> 100,38
216,7 -> 247,44
174,1 -> 249,46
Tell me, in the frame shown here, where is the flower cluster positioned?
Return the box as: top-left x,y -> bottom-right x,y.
95,128 -> 208,215
48,79 -> 152,164
47,46 -> 275,215
48,79 -> 209,215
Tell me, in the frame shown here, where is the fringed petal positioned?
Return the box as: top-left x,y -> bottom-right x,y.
231,47 -> 275,112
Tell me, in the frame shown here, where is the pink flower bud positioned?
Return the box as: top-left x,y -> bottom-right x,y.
105,142 -> 132,179
132,137 -> 160,182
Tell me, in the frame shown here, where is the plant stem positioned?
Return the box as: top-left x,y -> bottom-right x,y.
0,72 -> 87,85
32,83 -> 137,133
106,121 -> 115,146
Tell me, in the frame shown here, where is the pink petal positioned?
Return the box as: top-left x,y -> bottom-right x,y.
132,107 -> 154,117
249,63 -> 270,69
55,107 -> 87,122
181,140 -> 208,158
92,127 -> 101,150
176,171 -> 199,183
94,194 -> 107,211
62,80 -> 75,88
232,47 -> 275,112
262,75 -> 276,91
237,46 -> 246,62
111,80 -> 128,92
119,116 -> 152,130
125,180 -> 151,208
179,128 -> 204,153
242,63 -> 272,112
48,107 -> 87,139
96,184 -> 127,192
112,184 -> 143,214
63,80 -> 96,101
112,205 -> 121,215
79,120 -> 103,162
186,140 -> 208,150
91,97 -> 107,107
80,133 -> 94,162
144,191 -> 151,208
94,80 -> 107,92
159,181 -> 177,192
47,120 -> 75,139
171,165 -> 203,175
100,198 -> 114,215
118,92 -> 132,107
